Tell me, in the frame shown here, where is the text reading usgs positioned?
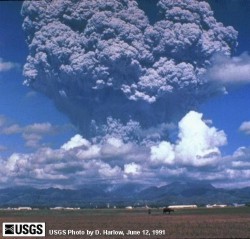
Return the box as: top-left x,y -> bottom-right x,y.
2,222 -> 45,237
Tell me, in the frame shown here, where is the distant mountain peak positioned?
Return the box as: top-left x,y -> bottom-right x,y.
0,182 -> 249,207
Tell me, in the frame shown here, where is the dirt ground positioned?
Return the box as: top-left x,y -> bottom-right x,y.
1,207 -> 250,239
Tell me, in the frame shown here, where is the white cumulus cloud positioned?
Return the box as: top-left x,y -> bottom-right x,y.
0,111 -> 250,188
239,121 -> 250,135
61,134 -> 91,150
207,53 -> 250,84
150,111 -> 227,167
124,162 -> 142,176
175,111 -> 227,166
150,141 -> 175,165
0,58 -> 19,72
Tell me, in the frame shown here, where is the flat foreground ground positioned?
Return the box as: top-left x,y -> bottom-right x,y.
1,207 -> 250,238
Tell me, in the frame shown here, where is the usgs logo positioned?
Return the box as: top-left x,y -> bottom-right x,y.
2,223 -> 45,237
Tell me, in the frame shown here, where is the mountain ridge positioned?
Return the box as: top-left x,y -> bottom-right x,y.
0,181 -> 249,207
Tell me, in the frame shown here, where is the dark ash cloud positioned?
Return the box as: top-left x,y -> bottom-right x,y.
21,0 -> 237,139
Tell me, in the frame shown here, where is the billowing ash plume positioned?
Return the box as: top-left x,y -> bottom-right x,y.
21,0 -> 237,140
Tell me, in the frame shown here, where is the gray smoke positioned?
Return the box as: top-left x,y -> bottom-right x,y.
21,0 -> 237,140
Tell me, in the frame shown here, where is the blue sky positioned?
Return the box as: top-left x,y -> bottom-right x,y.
0,1 -> 76,156
201,0 -> 250,154
0,0 -> 250,189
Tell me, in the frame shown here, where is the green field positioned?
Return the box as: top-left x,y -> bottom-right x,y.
1,207 -> 250,238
